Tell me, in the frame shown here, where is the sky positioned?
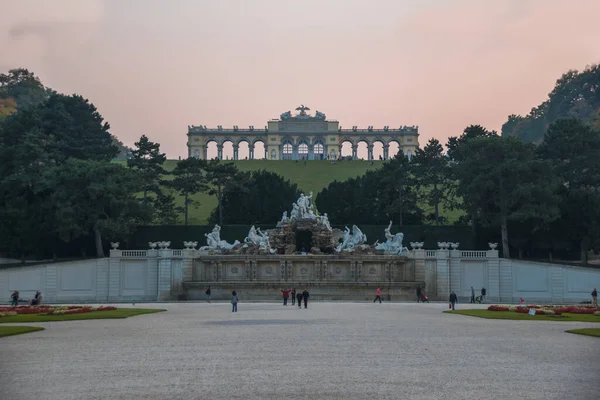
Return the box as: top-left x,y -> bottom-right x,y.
1,0 -> 600,159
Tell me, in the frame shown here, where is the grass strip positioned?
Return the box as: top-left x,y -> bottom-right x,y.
0,308 -> 165,324
444,309 -> 600,323
0,326 -> 44,337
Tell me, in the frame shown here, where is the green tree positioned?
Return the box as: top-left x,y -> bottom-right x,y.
127,135 -> 166,199
538,118 -> 600,264
210,170 -> 300,225
454,136 -> 560,258
205,160 -> 240,226
39,159 -> 150,257
412,138 -> 455,224
166,158 -> 209,225
378,152 -> 420,226
0,68 -> 51,110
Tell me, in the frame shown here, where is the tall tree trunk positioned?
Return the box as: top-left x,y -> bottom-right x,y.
581,238 -> 588,265
94,222 -> 104,258
501,215 -> 510,259
184,193 -> 189,226
218,185 -> 223,226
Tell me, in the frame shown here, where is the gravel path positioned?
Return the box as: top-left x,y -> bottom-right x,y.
1,302 -> 599,400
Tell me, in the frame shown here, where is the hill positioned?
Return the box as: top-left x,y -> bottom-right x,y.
162,160 -> 383,224
502,64 -> 600,142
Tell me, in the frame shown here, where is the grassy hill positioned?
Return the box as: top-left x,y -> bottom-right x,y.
162,160 -> 384,224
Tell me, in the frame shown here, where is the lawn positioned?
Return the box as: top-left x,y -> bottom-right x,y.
566,328 -> 600,338
0,308 -> 165,323
123,159 -> 465,224
444,309 -> 600,323
0,326 -> 45,338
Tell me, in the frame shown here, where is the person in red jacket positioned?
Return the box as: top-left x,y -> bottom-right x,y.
280,288 -> 290,306
373,287 -> 382,303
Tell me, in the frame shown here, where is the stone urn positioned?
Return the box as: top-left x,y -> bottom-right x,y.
450,242 -> 459,250
149,242 -> 157,249
110,242 -> 119,250
415,242 -> 424,249
488,242 -> 498,250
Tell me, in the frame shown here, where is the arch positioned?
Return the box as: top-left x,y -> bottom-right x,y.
372,140 -> 384,160
356,139 -> 369,160
221,139 -> 234,160
282,139 -> 293,160
252,137 -> 267,146
297,139 -> 309,160
388,140 -> 400,159
205,139 -> 219,160
340,140 -> 353,158
254,141 -> 266,159
340,136 -> 355,146
311,136 -> 326,145
237,140 -> 250,160
313,139 -> 325,160
280,135 -> 295,145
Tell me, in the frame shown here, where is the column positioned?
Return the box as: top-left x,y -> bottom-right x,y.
233,144 -> 239,160
435,249 -> 450,301
292,145 -> 298,160
203,146 -> 208,160
308,145 -> 314,160
367,144 -> 374,161
383,144 -> 389,160
352,145 -> 358,160
486,250 -> 500,304
217,144 -> 223,160
249,144 -> 255,160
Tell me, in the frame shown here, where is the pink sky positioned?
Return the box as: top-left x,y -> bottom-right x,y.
2,0 -> 599,159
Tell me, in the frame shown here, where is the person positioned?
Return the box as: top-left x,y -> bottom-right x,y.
231,291 -> 238,312
302,289 -> 309,309
470,286 -> 475,304
374,287 -> 382,303
291,288 -> 296,305
29,291 -> 42,306
280,288 -> 290,306
10,290 -> 19,307
416,286 -> 422,303
296,291 -> 303,308
592,288 -> 598,307
420,290 -> 429,303
449,291 -> 458,310
206,286 -> 212,303
481,287 -> 487,304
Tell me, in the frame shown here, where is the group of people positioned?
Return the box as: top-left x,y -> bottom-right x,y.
10,290 -> 42,306
470,286 -> 487,304
280,288 -> 310,308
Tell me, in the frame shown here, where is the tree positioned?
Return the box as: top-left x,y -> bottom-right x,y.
210,170 -> 300,225
0,98 -> 17,120
0,68 -> 51,110
538,118 -> 600,264
166,158 -> 209,225
378,152 -> 420,226
38,159 -> 151,257
205,160 -> 240,226
127,135 -> 167,199
453,136 -> 560,258
412,138 -> 455,224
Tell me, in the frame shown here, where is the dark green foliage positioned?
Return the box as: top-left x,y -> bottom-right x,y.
127,135 -> 167,198
502,65 -> 600,142
0,68 -> 51,110
205,160 -> 240,226
316,152 -> 423,225
165,158 -> 209,225
209,170 -> 300,225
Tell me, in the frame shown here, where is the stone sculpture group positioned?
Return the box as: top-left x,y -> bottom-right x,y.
199,194 -> 408,255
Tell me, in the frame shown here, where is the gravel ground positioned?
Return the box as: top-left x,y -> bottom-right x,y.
1,302 -> 599,400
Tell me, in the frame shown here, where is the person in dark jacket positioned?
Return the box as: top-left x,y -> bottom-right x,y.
10,290 -> 19,307
481,287 -> 487,304
302,289 -> 309,309
297,291 -> 303,308
280,288 -> 290,306
231,291 -> 239,313
449,291 -> 458,310
470,286 -> 475,303
592,288 -> 598,307
206,286 -> 212,303
291,288 -> 296,305
416,286 -> 422,303
29,291 -> 42,306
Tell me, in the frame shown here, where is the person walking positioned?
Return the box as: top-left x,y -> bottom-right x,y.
449,291 -> 458,310
481,287 -> 487,304
291,288 -> 296,306
297,291 -> 303,308
280,288 -> 290,306
206,286 -> 212,303
416,286 -> 422,303
231,291 -> 239,312
10,290 -> 19,307
302,289 -> 310,309
373,287 -> 382,303
470,286 -> 475,304
592,288 -> 598,307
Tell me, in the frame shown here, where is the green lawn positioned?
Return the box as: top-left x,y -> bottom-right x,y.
0,326 -> 45,337
444,309 -> 600,323
0,308 -> 165,323
123,159 -> 464,224
566,328 -> 600,338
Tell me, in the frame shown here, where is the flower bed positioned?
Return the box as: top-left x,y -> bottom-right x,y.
488,304 -> 599,316
0,305 -> 118,317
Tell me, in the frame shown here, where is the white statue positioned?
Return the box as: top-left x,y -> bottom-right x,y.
315,111 -> 326,120
257,228 -> 275,253
290,203 -> 299,220
375,221 -> 407,254
335,225 -> 367,252
319,213 -> 332,231
244,225 -> 261,245
295,192 -> 315,219
202,224 -> 240,250
280,111 -> 292,120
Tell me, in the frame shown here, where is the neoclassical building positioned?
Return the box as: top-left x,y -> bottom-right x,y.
187,105 -> 419,160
